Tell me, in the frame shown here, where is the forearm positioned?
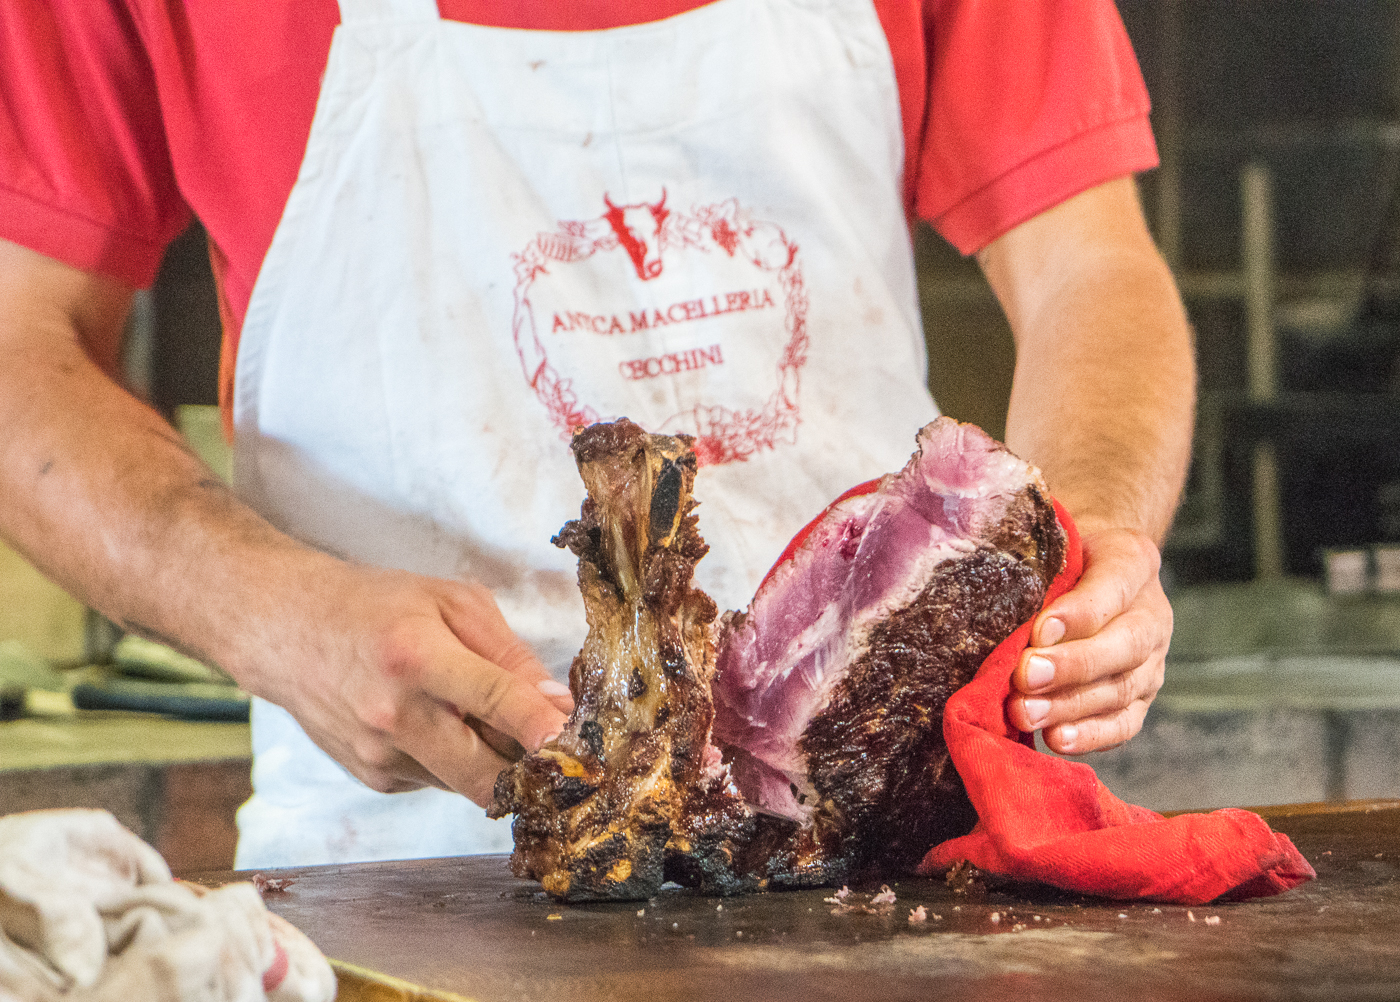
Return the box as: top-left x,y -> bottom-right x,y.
1001,243 -> 1194,542
979,177 -> 1195,543
0,304 -> 336,683
0,240 -> 567,798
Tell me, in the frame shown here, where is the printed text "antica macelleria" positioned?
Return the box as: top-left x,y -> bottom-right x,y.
551,287 -> 777,336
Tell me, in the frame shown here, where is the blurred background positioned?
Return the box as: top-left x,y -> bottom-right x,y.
3,0 -> 1400,870
928,0 -> 1400,588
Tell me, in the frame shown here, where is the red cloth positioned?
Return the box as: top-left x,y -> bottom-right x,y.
918,502 -> 1317,904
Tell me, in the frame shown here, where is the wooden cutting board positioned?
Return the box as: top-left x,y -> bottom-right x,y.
188,800 -> 1400,1002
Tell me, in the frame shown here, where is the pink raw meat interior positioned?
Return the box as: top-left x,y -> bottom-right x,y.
713,417 -> 1058,822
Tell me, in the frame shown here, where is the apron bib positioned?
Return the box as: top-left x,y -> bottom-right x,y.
233,0 -> 937,867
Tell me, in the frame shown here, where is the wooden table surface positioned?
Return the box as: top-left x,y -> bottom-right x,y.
190,800 -> 1400,1002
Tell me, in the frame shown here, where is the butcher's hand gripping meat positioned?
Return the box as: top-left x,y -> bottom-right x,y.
489,419 -> 753,901
712,417 -> 1066,883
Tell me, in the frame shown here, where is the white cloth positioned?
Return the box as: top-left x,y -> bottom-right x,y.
0,810 -> 334,1002
233,0 -> 938,866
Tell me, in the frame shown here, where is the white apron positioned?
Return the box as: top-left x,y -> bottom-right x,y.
233,0 -> 938,867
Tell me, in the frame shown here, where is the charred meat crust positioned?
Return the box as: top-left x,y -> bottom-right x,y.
494,417 -> 1067,901
785,480 -> 1061,880
986,484 -> 1065,585
800,546 -> 1050,876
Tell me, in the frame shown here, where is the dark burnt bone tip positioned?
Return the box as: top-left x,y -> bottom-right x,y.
649,458 -> 683,541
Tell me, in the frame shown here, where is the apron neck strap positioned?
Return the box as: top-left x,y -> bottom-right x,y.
337,0 -> 439,23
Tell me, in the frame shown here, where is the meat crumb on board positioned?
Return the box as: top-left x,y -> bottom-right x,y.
825,884 -> 897,915
251,874 -> 295,894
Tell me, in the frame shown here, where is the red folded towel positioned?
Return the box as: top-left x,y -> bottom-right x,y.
918,501 -> 1316,904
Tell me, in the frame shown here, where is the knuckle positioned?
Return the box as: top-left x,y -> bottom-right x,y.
1054,643 -> 1092,687
1065,683 -> 1094,722
1092,713 -> 1131,750
1112,671 -> 1135,709
350,735 -> 398,774
442,580 -> 489,619
1108,712 -> 1139,747
473,670 -> 518,719
374,620 -> 427,683
491,636 -> 537,674
1129,531 -> 1162,574
1093,702 -> 1149,752
1142,660 -> 1165,699
1152,589 -> 1175,636
1122,612 -> 1157,661
1058,593 -> 1104,637
458,579 -> 494,604
358,699 -> 399,733
1110,574 -> 1139,623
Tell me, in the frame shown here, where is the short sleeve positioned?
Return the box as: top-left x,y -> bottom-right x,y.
914,0 -> 1159,253
0,2 -> 190,287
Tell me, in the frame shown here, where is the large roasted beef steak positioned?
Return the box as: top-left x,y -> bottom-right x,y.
712,417 -> 1066,882
491,416 -> 1066,900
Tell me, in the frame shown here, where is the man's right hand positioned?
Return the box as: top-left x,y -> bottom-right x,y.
242,565 -> 573,805
0,238 -> 570,805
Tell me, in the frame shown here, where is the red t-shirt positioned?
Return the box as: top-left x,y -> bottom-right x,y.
0,0 -> 1156,409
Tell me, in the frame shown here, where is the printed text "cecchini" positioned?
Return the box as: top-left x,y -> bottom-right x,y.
619,344 -> 724,381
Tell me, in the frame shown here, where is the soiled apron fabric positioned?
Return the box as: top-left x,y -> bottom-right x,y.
232,0 -> 938,867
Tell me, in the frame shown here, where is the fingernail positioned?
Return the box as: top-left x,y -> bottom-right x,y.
1023,698 -> 1051,729
1058,724 -> 1079,751
1039,617 -> 1066,646
536,731 -> 560,751
1025,655 -> 1055,689
537,679 -> 571,698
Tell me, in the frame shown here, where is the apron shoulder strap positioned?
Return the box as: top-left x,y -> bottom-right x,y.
337,0 -> 439,23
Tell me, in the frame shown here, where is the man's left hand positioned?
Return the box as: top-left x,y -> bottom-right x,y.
975,176 -> 1193,756
1006,526 -> 1172,754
